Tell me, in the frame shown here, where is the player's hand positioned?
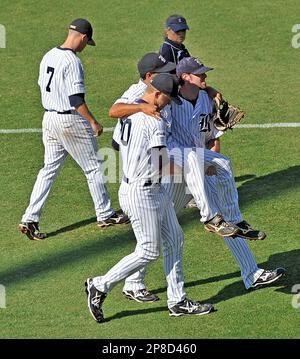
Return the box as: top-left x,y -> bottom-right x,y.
91,120 -> 103,137
205,165 -> 217,176
214,92 -> 223,107
139,103 -> 161,120
206,86 -> 223,106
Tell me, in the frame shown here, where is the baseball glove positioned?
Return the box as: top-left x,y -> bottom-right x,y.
212,100 -> 245,131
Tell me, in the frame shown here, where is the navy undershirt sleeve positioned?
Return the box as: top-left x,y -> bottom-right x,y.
69,93 -> 85,108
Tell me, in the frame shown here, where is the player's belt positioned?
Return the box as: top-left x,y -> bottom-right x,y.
45,109 -> 73,114
123,176 -> 161,186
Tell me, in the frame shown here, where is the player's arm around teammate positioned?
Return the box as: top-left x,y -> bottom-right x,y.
85,74 -> 214,322
108,53 -> 236,304
108,53 -> 176,120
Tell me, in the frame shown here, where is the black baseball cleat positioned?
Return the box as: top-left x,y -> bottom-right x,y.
123,289 -> 159,303
85,278 -> 107,323
97,212 -> 130,228
204,214 -> 239,237
250,268 -> 285,289
169,298 -> 214,317
234,220 -> 266,241
19,222 -> 47,241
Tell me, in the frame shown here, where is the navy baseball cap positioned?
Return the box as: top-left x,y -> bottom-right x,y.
69,18 -> 95,46
138,53 -> 176,78
150,73 -> 182,105
176,57 -> 213,78
166,15 -> 189,32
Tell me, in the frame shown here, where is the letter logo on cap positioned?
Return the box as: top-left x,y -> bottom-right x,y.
194,58 -> 202,66
159,55 -> 167,63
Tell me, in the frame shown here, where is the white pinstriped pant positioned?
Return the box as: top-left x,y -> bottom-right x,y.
21,112 -> 114,223
124,148 -> 263,291
93,181 -> 186,308
171,147 -> 242,223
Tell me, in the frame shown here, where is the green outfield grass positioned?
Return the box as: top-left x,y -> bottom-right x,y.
0,0 -> 300,339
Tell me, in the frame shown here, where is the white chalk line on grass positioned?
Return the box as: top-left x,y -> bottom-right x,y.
0,127 -> 115,134
236,123 -> 300,128
0,123 -> 300,134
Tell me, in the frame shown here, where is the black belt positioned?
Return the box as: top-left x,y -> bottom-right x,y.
45,109 -> 72,114
123,176 -> 161,186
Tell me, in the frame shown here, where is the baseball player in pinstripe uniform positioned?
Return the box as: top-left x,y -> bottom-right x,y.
108,56 -> 285,299
110,53 -> 239,303
167,57 -> 285,289
19,18 -> 128,241
111,53 -> 236,234
159,14 -> 222,209
85,74 -> 214,322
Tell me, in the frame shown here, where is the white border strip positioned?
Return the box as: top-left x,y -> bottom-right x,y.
0,123 -> 300,134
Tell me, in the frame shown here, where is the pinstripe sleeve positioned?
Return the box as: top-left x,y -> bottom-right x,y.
114,90 -> 134,104
65,57 -> 85,96
147,117 -> 166,149
113,120 -> 121,144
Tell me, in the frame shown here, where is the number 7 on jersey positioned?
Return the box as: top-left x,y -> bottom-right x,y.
46,66 -> 55,92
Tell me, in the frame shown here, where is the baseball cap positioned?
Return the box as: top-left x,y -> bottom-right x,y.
150,73 -> 182,105
166,15 -> 189,32
176,57 -> 213,78
69,18 -> 95,46
138,53 -> 176,78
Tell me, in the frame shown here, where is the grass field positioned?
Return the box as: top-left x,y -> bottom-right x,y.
0,0 -> 300,339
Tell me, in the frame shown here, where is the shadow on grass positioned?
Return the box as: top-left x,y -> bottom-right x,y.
235,174 -> 256,182
98,249 -> 299,323
3,166 -> 298,321
45,165 -> 300,237
103,306 -> 167,322
151,249 -> 300,305
173,165 -> 300,227
237,165 -> 300,208
1,223 -> 135,286
47,217 -> 97,238
202,249 -> 300,304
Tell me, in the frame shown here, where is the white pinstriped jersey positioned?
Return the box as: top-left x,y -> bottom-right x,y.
119,111 -> 167,182
112,80 -> 147,144
193,90 -> 223,145
112,82 -> 221,150
112,85 -> 261,294
115,79 -> 147,105
38,47 -> 85,112
167,90 -> 222,149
